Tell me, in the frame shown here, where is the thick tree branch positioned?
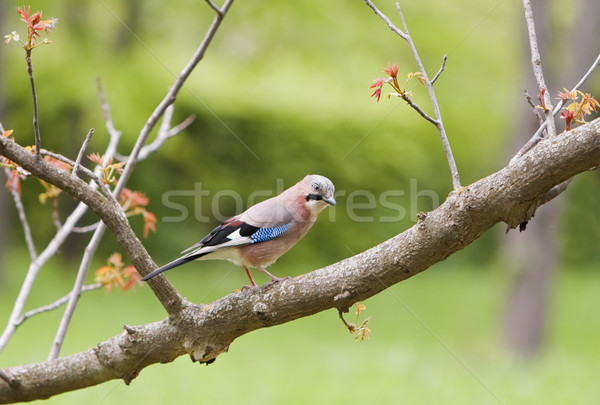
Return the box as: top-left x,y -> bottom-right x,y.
1,118 -> 599,403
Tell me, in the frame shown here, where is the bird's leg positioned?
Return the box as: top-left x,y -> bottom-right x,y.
257,265 -> 291,285
242,266 -> 258,290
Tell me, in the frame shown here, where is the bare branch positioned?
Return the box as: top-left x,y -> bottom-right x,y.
3,168 -> 37,261
389,92 -> 438,125
511,53 -> 600,164
113,0 -> 234,201
205,0 -> 223,15
96,78 -> 122,141
431,55 -> 447,85
524,89 -> 545,125
40,149 -> 115,203
48,225 -> 108,360
51,196 -> 61,230
24,50 -> 42,159
72,222 -> 100,233
363,0 -> 407,39
522,0 -> 557,138
15,284 -> 102,327
168,114 -> 195,137
338,309 -> 354,331
539,178 -> 573,206
133,107 -> 194,162
71,128 -> 95,178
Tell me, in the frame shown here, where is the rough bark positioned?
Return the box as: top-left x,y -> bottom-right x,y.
503,0 -> 600,355
0,117 -> 599,402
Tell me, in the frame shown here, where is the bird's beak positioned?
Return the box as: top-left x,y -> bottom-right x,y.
324,197 -> 336,206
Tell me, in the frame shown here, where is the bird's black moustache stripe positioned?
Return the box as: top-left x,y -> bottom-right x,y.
306,193 -> 324,202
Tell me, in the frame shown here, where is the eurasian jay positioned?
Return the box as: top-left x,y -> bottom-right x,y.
142,174 -> 336,287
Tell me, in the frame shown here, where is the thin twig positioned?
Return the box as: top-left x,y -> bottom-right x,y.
168,114 -> 196,137
72,128 -> 95,178
338,309 -> 355,332
137,111 -> 195,161
51,197 -> 62,230
96,78 -> 121,141
40,149 -> 115,203
431,55 -> 447,85
522,0 -> 556,138
364,0 -> 407,39
3,168 -> 37,260
366,1 -> 461,189
15,284 -> 102,327
47,0 -> 236,360
205,0 -> 222,15
510,53 -> 600,164
117,111 -> 195,163
25,49 -> 41,159
72,222 -> 100,233
389,92 -> 438,125
539,178 -> 573,206
524,89 -> 545,125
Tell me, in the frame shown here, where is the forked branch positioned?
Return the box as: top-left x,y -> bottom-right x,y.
365,1 -> 461,189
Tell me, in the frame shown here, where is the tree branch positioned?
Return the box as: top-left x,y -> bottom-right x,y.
365,1 -> 461,189
0,135 -> 184,317
522,0 -> 557,138
15,284 -> 102,327
511,53 -> 600,163
431,55 -> 447,85
0,123 -> 122,355
3,168 -> 37,261
1,118 -> 599,403
71,128 -> 95,179
112,0 -> 234,200
24,50 -> 41,159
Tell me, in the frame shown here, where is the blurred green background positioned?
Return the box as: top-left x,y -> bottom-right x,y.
1,0 -> 599,404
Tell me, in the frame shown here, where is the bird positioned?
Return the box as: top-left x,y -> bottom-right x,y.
142,174 -> 336,288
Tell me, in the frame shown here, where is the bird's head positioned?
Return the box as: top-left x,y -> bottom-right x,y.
303,174 -> 336,212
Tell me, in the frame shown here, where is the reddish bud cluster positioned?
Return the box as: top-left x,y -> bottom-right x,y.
95,253 -> 142,293
5,6 -> 58,50
556,88 -> 599,132
369,63 -> 425,102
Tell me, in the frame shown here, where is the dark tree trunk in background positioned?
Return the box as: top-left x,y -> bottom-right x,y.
503,0 -> 600,356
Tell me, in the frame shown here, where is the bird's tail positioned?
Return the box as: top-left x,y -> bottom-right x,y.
141,252 -> 204,281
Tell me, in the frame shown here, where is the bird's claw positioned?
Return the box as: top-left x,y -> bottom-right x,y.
265,276 -> 291,287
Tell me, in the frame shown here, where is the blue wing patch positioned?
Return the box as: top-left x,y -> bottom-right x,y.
250,223 -> 291,243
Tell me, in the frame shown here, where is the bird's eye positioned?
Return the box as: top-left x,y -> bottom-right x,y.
312,182 -> 320,192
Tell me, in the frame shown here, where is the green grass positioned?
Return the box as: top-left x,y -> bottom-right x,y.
1,260 -> 600,405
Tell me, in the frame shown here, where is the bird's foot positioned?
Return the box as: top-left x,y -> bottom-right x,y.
264,275 -> 291,287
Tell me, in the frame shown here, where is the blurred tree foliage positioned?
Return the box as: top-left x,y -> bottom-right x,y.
1,0 -> 597,277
